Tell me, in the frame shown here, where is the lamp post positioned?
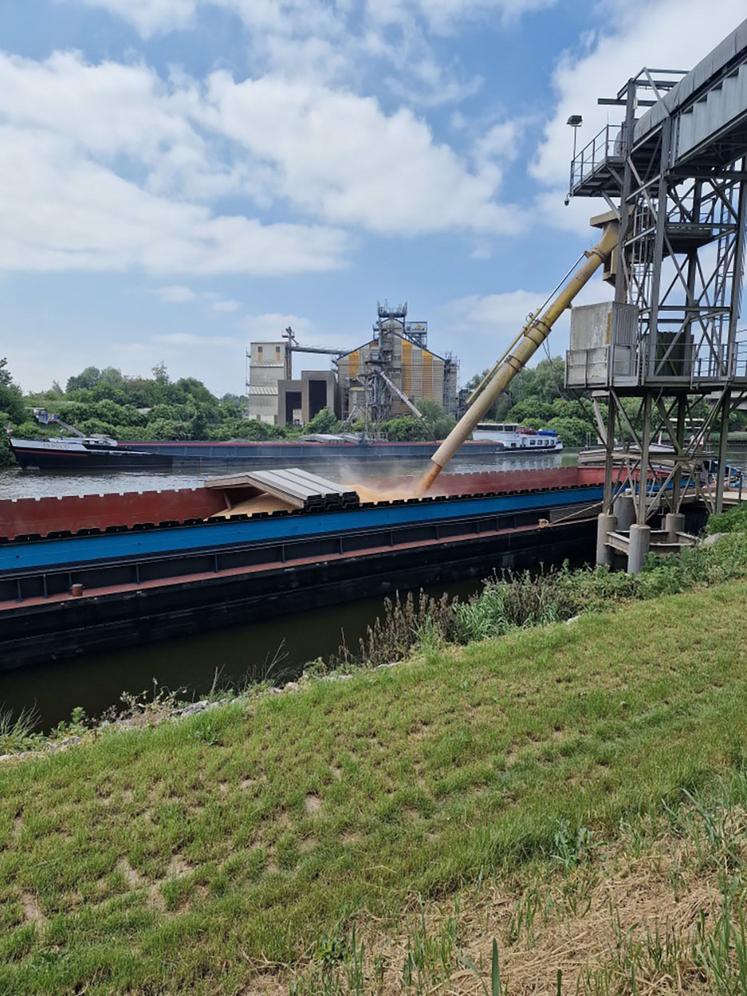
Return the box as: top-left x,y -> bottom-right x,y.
565,114 -> 583,205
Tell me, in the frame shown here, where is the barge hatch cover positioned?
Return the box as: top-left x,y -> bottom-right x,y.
206,468 -> 360,512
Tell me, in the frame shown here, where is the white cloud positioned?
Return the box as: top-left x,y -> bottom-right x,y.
154,285 -> 240,311
108,333 -> 247,393
67,0 -> 548,108
0,48 -> 523,278
154,331 -> 240,345
210,299 -> 240,313
239,313 -> 312,341
442,277 -> 614,378
74,0 -> 198,36
0,126 -> 348,275
0,53 -> 350,276
368,0 -> 556,35
442,289 -> 550,375
200,72 -> 523,235
532,0 -> 747,195
73,0 -> 553,38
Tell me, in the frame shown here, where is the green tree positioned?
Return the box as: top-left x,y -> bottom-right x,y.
416,399 -> 456,439
546,415 -> 593,447
507,398 -> 554,424
66,366 -> 102,393
382,416 -> 431,441
305,407 -> 340,434
0,358 -> 25,423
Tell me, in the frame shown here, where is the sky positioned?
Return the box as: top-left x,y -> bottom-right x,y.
0,0 -> 745,396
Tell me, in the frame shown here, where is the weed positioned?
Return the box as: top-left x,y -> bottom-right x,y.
692,896 -> 747,994
0,705 -> 40,754
551,819 -> 595,872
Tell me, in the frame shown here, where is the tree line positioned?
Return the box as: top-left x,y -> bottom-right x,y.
3,356 -> 744,469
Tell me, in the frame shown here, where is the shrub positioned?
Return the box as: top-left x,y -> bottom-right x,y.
333,590 -> 458,669
707,505 -> 747,535
305,407 -> 340,434
325,531 -> 747,674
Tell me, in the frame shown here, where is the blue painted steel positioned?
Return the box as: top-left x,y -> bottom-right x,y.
0,486 -> 603,573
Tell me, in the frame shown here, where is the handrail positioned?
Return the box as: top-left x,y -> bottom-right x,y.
570,123 -> 623,191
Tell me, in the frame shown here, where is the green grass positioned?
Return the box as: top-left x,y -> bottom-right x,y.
1,583 -> 747,994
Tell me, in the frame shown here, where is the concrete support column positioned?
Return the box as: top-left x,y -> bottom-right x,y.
663,512 -> 685,543
627,524 -> 651,575
613,493 -> 636,533
596,512 -> 617,567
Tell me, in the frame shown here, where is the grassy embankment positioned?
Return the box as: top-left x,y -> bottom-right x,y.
2,552 -> 747,994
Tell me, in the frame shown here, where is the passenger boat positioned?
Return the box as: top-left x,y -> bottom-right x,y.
471,423 -> 563,452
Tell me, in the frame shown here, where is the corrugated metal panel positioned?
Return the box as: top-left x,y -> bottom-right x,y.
402,339 -> 412,398
675,61 -> 747,161
207,468 -> 360,511
423,350 -> 433,399
634,17 -> 747,144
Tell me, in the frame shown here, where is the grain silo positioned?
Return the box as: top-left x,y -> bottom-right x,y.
336,303 -> 458,424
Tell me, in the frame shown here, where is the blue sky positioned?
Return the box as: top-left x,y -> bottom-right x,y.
0,0 -> 744,395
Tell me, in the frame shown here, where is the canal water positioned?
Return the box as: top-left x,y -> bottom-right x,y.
1,446 -> 742,731
0,451 -> 575,499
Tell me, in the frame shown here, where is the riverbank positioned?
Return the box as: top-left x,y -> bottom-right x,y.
1,528 -> 747,992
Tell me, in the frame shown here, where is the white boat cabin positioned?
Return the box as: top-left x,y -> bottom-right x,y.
471,422 -> 562,450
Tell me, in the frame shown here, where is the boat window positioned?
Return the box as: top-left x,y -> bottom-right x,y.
529,439 -> 535,446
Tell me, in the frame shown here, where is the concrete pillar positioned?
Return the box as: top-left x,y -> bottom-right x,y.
627,524 -> 651,575
613,493 -> 636,533
596,513 -> 617,567
663,512 -> 685,543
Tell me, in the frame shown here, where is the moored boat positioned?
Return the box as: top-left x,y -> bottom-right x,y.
8,426 -> 563,472
8,435 -> 171,470
471,423 -> 563,452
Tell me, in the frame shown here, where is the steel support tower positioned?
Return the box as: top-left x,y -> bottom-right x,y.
567,20 -> 747,570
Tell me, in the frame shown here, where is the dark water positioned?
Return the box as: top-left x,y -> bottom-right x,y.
0,578 -> 482,732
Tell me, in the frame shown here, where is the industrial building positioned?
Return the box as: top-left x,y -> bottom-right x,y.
245,341 -> 291,425
336,304 -> 458,424
246,304 -> 458,427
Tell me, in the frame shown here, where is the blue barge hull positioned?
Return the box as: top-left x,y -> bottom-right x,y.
0,485 -> 603,574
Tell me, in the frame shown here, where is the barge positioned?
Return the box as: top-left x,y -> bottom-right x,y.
0,461 -> 715,671
0,467 -> 610,670
8,429 -> 563,471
